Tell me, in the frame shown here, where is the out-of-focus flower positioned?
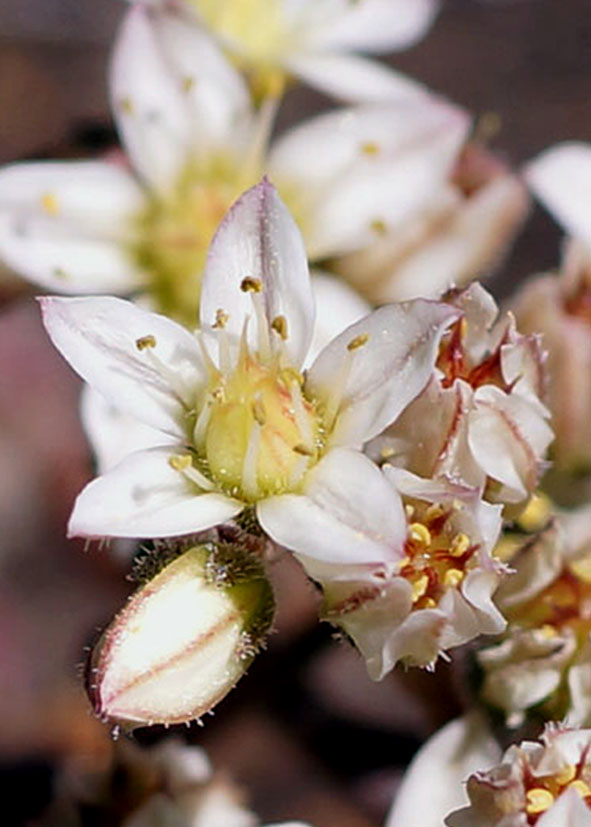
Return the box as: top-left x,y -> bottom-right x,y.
370,283 -> 553,508
446,724 -> 591,826
0,4 -> 468,329
386,712 -> 502,827
306,467 -> 505,676
41,181 -> 458,568
139,0 -> 440,102
477,506 -> 591,728
335,142 -> 529,303
87,542 -> 274,728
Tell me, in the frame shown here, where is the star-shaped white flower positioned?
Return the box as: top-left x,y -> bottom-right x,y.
41,180 -> 458,568
0,4 -> 468,328
137,0 -> 440,103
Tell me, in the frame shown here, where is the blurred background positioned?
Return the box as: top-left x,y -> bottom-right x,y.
0,1 -> 590,825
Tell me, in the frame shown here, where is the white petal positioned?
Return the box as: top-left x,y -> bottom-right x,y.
110,5 -> 192,192
537,788 -> 591,827
386,713 -> 501,827
469,385 -> 554,503
200,179 -> 314,368
310,0 -> 439,54
525,142 -> 591,248
307,269 -> 370,366
80,384 -> 175,474
149,11 -> 253,152
271,100 -> 469,258
257,447 -> 406,564
286,53 -> 429,103
307,300 -> 459,447
40,296 -> 204,438
69,446 -> 242,539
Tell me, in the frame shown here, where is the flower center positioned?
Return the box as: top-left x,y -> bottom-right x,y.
437,317 -> 510,391
399,501 -> 478,609
508,555 -> 591,645
520,759 -> 591,823
192,346 -> 323,502
131,156 -> 251,327
190,0 -> 288,98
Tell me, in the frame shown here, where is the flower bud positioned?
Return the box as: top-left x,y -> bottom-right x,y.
86,543 -> 274,730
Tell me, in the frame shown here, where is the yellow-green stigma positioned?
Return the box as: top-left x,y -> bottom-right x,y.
131,156 -> 252,327
194,345 -> 323,502
190,0 -> 289,100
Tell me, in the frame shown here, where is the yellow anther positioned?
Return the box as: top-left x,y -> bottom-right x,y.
517,491 -> 552,533
409,522 -> 432,547
526,788 -> 554,814
240,276 -> 263,293
450,533 -> 470,557
213,308 -> 229,329
443,568 -> 464,589
41,192 -> 59,216
380,446 -> 396,459
293,443 -> 314,457
539,624 -> 558,640
424,503 -> 446,522
271,315 -> 288,340
570,553 -> 591,585
135,334 -> 157,351
280,367 -> 304,387
347,333 -> 370,352
212,386 -> 226,403
554,764 -> 577,785
404,504 -> 415,520
120,96 -> 134,115
398,556 -> 410,570
251,397 -> 267,426
360,141 -> 380,156
568,779 -> 591,798
415,596 -> 437,610
182,75 -> 196,93
411,574 -> 429,603
168,454 -> 193,471
370,218 -> 387,235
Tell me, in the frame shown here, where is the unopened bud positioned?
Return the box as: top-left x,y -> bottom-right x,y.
86,544 -> 274,730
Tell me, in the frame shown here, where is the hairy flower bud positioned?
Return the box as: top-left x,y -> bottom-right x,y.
86,544 -> 274,730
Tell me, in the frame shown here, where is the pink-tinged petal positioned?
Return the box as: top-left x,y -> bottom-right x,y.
149,11 -> 253,152
40,296 -> 204,438
286,53 -> 429,103
387,713 -> 501,827
307,269 -> 370,366
257,448 -> 406,565
110,4 -> 192,193
537,788 -> 591,827
469,385 -> 554,503
307,300 -> 459,447
310,0 -> 439,54
200,179 -> 314,368
525,142 -> 591,248
270,100 -> 470,259
80,385 -> 176,475
68,446 -> 242,539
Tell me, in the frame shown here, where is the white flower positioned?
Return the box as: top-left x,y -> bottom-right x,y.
447,725 -> 591,826
307,467 -> 505,676
41,180 -> 458,568
138,0 -> 440,103
334,142 -> 529,304
477,506 -> 591,728
0,4 -> 468,328
386,713 -> 502,827
370,283 -> 553,507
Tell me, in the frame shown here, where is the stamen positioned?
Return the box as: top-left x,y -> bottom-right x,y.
182,75 -> 196,93
568,780 -> 591,798
293,443 -> 314,456
41,192 -> 59,216
409,523 -> 432,546
251,396 -> 267,426
289,380 -> 314,450
213,308 -> 229,329
381,445 -> 396,459
242,421 -> 261,500
370,218 -> 387,236
526,788 -> 554,815
250,291 -> 271,364
168,454 -> 214,490
271,315 -> 288,340
136,334 -> 157,351
240,276 -> 263,293
322,350 -> 352,431
193,396 -> 213,447
450,533 -> 470,557
411,574 -> 429,602
405,504 -> 415,519
443,568 -> 464,588
347,333 -> 370,352
424,503 -> 446,522
554,765 -> 577,785
288,453 -> 310,490
415,596 -> 437,610
360,141 -> 380,156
